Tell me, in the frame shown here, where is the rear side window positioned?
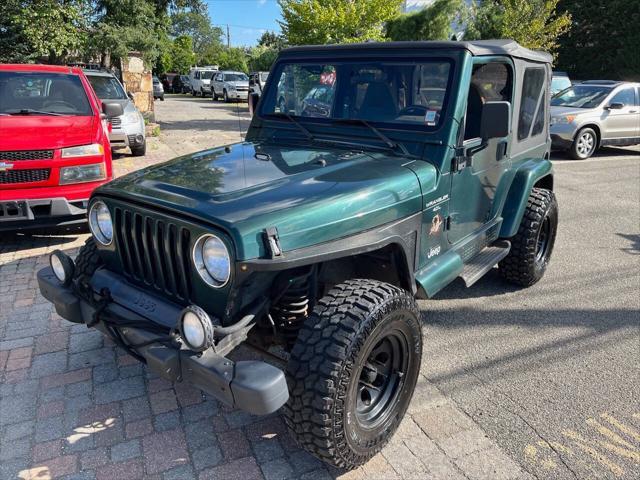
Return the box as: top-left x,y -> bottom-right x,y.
0,72 -> 92,116
518,68 -> 546,140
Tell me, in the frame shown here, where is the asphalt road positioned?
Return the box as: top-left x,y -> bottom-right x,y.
422,147 -> 640,479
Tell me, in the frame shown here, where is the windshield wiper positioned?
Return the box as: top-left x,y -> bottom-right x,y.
331,118 -> 411,156
266,113 -> 315,142
5,109 -> 63,116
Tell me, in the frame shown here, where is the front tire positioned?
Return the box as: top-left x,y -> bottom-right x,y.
569,127 -> 597,159
223,90 -> 229,103
284,279 -> 422,469
130,140 -> 146,157
499,188 -> 558,286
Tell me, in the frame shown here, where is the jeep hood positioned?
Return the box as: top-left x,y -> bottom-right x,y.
100,142 -> 437,260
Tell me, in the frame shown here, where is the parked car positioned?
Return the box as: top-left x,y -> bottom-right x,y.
300,84 -> 334,118
84,69 -> 146,156
38,40 -> 558,469
248,71 -> 269,98
189,67 -> 217,97
211,71 -> 249,102
152,76 -> 164,101
160,73 -> 177,93
172,74 -> 191,94
551,80 -> 640,159
0,64 -> 121,232
551,71 -> 572,96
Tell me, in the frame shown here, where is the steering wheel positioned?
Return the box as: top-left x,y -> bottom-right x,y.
43,100 -> 76,111
398,105 -> 428,117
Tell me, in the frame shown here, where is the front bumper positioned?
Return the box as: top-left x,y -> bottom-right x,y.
226,90 -> 249,100
110,127 -> 145,149
37,267 -> 289,415
0,197 -> 87,231
550,123 -> 578,150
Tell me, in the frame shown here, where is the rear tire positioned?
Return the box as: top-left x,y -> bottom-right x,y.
569,127 -> 597,159
499,188 -> 558,286
284,279 -> 422,469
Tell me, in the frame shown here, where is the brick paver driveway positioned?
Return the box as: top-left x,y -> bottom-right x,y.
1,95 -> 638,480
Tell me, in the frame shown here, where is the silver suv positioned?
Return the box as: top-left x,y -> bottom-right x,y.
551,80 -> 640,159
85,70 -> 146,156
211,71 -> 249,102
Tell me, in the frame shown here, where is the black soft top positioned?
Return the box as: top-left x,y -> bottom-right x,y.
282,39 -> 552,64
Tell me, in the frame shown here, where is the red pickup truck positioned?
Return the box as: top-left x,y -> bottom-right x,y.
0,64 -> 123,232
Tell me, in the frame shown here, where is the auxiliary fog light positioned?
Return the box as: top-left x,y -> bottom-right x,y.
50,250 -> 75,286
179,305 -> 215,352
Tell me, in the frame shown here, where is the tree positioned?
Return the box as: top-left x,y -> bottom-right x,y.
257,31 -> 287,50
171,8 -> 224,61
555,0 -> 639,80
171,36 -> 196,74
248,46 -> 279,72
279,0 -> 403,45
216,48 -> 249,73
0,0 -> 89,63
464,0 -> 571,55
386,0 -> 462,41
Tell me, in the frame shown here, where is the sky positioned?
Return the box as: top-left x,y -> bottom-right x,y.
205,0 -> 437,48
205,0 -> 283,48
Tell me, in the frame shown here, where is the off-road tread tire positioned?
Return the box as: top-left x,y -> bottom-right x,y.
73,237 -> 103,287
499,188 -> 558,286
283,278 -> 421,469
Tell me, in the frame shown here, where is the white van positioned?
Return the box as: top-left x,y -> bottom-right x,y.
189,66 -> 219,97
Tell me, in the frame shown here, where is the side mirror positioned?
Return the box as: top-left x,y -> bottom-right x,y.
607,102 -> 624,110
480,101 -> 511,140
249,92 -> 260,117
249,79 -> 255,86
102,102 -> 124,118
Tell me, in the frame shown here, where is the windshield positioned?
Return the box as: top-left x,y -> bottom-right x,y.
87,75 -> 127,100
261,60 -> 452,128
202,71 -> 215,80
551,85 -> 612,108
551,76 -> 571,94
0,71 -> 92,115
225,73 -> 248,82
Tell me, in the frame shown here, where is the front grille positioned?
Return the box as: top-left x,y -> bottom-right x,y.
0,150 -> 54,161
110,117 -> 122,128
113,207 -> 192,302
0,168 -> 50,184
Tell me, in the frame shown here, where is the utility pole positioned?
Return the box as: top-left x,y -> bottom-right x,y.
226,24 -> 230,48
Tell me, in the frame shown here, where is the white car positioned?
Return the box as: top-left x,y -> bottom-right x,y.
189,67 -> 217,97
211,71 -> 250,102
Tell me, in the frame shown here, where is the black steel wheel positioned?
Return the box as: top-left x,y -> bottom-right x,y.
284,279 -> 422,469
499,187 -> 558,286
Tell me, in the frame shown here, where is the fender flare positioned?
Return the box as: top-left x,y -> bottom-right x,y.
500,159 -> 554,238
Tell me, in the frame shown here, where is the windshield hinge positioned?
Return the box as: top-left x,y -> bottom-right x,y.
452,147 -> 470,172
263,226 -> 282,259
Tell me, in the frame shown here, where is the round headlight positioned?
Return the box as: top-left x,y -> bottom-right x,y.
89,201 -> 113,245
50,250 -> 75,286
193,234 -> 230,287
179,305 -> 214,352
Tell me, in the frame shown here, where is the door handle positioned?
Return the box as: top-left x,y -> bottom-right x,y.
496,140 -> 508,161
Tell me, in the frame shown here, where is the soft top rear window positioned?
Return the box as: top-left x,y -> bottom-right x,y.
0,72 -> 92,116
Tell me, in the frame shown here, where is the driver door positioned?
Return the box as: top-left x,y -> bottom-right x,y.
448,60 -> 514,244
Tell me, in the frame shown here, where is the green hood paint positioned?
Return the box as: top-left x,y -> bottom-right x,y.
99,142 -> 436,260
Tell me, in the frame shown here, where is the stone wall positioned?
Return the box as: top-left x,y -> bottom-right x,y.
121,52 -> 154,121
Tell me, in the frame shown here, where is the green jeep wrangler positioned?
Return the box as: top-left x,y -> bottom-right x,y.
39,40 -> 558,469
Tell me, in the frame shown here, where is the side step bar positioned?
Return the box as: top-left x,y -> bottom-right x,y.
460,240 -> 511,287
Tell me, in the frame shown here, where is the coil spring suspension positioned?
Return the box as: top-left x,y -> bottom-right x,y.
271,271 -> 314,347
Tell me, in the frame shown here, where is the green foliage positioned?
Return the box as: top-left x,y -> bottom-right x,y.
464,0 -> 571,55
555,0 -> 639,80
216,48 -> 249,73
386,0 -> 462,41
248,46 -> 279,72
258,31 -> 287,50
171,8 -> 224,64
279,0 -> 403,45
0,0 -> 89,63
171,36 -> 196,74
